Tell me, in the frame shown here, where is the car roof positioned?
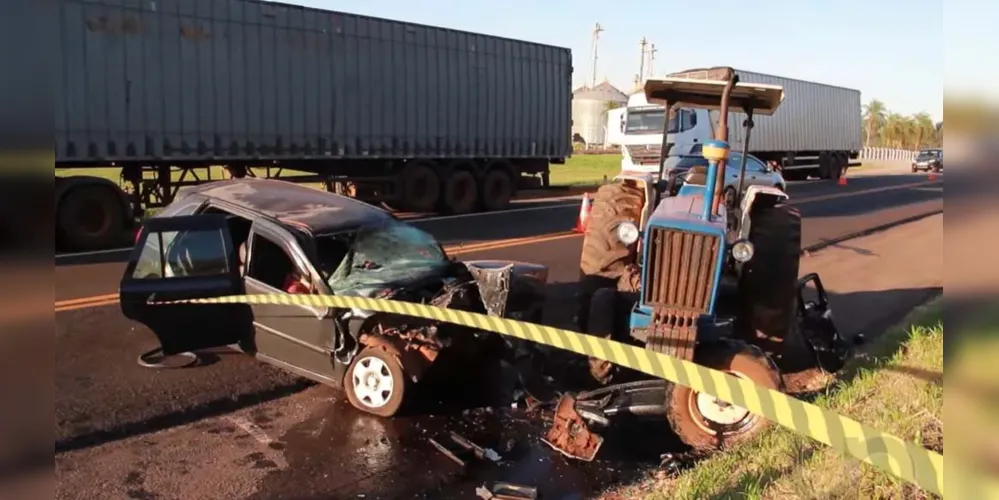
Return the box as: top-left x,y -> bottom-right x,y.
183,178 -> 393,234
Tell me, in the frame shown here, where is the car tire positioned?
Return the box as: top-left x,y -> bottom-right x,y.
344,346 -> 407,417
666,341 -> 783,451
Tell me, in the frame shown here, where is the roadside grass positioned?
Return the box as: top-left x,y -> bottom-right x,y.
606,298 -> 944,500
549,154 -> 621,186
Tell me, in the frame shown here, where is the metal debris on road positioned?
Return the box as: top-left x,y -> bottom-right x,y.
449,431 -> 502,462
428,437 -> 466,468
540,394 -> 603,462
475,481 -> 539,500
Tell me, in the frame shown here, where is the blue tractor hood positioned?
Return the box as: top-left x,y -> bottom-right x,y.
645,192 -> 727,233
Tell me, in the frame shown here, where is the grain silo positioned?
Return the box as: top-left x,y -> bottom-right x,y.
572,81 -> 628,146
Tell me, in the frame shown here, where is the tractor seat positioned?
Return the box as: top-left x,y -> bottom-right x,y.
683,166 -> 708,186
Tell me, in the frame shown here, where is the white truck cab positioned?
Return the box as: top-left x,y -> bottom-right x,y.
618,92 -> 716,177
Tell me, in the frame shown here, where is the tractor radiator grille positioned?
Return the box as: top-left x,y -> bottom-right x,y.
643,227 -> 720,314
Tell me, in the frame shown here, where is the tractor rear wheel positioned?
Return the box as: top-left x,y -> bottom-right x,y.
738,202 -> 808,371
666,341 -> 782,451
576,181 -> 644,333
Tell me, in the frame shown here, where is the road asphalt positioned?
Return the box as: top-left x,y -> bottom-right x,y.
55,208 -> 944,500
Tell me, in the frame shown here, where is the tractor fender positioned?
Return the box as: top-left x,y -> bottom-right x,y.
737,185 -> 789,242
611,172 -> 656,228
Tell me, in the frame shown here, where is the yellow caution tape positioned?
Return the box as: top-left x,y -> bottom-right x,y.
159,293 -> 969,497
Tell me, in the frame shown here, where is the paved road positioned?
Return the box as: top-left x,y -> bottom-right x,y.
55,213 -> 945,500
54,173 -> 942,453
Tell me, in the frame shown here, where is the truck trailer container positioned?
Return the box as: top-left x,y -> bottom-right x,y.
618,68 -> 862,182
54,0 -> 572,251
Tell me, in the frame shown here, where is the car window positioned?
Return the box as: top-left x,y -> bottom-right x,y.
131,228 -> 230,279
728,153 -> 766,172
246,233 -> 310,293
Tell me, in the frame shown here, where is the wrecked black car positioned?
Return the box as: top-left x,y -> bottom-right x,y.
119,178 -> 548,417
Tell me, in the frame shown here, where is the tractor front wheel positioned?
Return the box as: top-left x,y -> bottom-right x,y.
666,341 -> 783,451
576,181 -> 644,332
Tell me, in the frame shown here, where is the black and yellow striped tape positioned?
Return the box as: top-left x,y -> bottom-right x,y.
157,293 -> 971,497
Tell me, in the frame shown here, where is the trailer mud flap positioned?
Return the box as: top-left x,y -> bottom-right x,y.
541,394 -> 604,462
797,273 -> 854,373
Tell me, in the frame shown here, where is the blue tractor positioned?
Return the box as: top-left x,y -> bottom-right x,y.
547,67 -> 852,460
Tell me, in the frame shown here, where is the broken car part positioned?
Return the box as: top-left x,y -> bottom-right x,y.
541,394 -> 604,462
475,482 -> 539,500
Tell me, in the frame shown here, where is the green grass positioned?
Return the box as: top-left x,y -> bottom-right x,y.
549,154 -> 621,186
608,298 -> 944,500
56,155 -> 625,190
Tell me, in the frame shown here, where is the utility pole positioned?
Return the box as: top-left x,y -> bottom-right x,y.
590,23 -> 603,88
638,37 -> 648,82
648,43 -> 657,77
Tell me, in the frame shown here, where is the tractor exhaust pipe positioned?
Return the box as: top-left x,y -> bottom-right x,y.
711,71 -> 739,216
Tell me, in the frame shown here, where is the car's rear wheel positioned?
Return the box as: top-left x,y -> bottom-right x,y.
345,346 -> 407,417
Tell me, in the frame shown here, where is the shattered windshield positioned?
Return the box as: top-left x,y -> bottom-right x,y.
321,220 -> 449,295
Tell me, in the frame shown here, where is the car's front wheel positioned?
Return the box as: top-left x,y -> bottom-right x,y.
345,346 -> 407,417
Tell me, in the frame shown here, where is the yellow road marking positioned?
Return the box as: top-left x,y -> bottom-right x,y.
54,231 -> 582,312
54,179 -> 940,313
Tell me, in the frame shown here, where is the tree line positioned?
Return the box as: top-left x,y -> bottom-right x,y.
863,99 -> 942,150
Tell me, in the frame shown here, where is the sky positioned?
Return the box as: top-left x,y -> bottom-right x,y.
288,0 -> 944,122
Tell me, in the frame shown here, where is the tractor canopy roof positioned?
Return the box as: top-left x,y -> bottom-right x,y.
643,68 -> 784,116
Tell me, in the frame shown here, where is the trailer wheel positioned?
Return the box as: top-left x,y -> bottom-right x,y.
666,341 -> 782,451
400,163 -> 441,213
440,169 -> 479,214
58,184 -> 125,251
344,346 -> 407,417
738,203 -> 803,369
480,168 -> 514,211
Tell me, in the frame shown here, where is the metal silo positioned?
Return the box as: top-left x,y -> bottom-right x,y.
572,82 -> 628,146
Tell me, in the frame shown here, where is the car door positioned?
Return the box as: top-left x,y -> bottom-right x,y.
241,221 -> 338,383
119,214 -> 254,356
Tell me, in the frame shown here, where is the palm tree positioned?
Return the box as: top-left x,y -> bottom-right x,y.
911,112 -> 934,150
883,113 -> 908,148
863,99 -> 888,147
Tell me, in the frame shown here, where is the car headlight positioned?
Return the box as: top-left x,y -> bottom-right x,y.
616,222 -> 640,245
732,240 -> 754,262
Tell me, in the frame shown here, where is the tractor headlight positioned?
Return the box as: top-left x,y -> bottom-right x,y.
616,222 -> 640,245
732,240 -> 754,262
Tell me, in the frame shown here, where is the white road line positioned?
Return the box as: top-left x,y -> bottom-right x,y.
54,202 -> 580,259
225,416 -> 275,446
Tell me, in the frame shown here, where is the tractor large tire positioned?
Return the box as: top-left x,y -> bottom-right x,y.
737,202 -> 807,371
576,182 -> 644,333
666,341 -> 783,451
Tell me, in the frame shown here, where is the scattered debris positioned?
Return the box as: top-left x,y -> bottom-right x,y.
449,431 -> 502,462
428,437 -> 465,468
475,481 -> 539,500
541,394 -> 603,462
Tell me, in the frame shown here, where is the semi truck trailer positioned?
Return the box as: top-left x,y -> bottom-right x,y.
617,68 -> 862,181
54,0 -> 572,251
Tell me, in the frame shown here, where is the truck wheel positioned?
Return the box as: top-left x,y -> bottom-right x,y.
344,346 -> 407,417
738,202 -> 802,369
586,287 -> 621,385
401,163 -> 441,213
58,184 -> 125,251
480,169 -> 514,211
577,181 -> 644,332
666,341 -> 782,451
440,169 -> 479,214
